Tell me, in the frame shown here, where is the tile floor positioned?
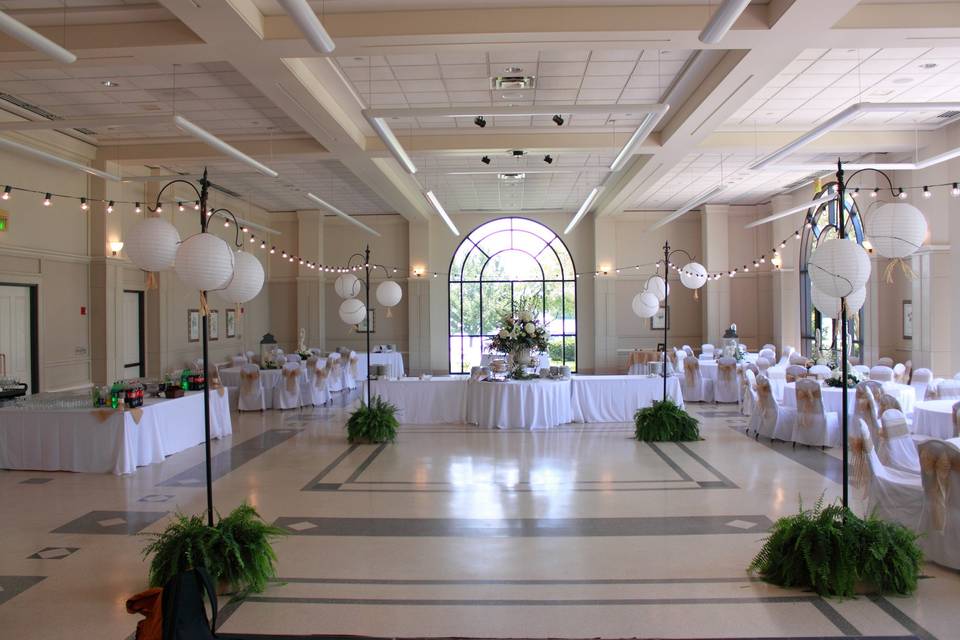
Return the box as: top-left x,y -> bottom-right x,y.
0,397 -> 957,639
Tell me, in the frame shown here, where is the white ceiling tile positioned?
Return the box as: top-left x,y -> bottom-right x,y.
539,62 -> 587,76
386,54 -> 438,66
536,76 -> 582,90
441,64 -> 489,79
590,49 -> 641,62
580,75 -> 628,90
577,88 -> 622,101
585,60 -> 636,76
539,50 -> 590,63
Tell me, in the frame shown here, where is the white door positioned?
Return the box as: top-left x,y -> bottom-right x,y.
0,285 -> 31,392
121,290 -> 143,378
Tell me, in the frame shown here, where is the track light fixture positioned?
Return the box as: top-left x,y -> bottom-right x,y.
552,114 -> 564,126
543,154 -> 553,164
481,155 -> 491,165
512,149 -> 525,157
474,116 -> 486,128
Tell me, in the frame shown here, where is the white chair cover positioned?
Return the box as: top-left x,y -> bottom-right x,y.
761,343 -> 777,356
808,364 -> 832,381
303,356 -> 329,406
853,364 -> 870,377
935,380 -> 960,400
286,353 -> 302,363
876,357 -> 894,368
880,409 -> 920,474
682,345 -> 694,358
230,355 -> 247,367
777,346 -> 796,367
237,363 -> 266,411
342,351 -> 359,390
789,352 -> 809,367
272,362 -> 303,409
681,356 -> 714,403
855,382 -> 884,456
869,365 -> 895,382
791,379 -> 840,448
912,368 -> 934,401
756,357 -> 771,375
752,374 -> 795,441
714,357 -> 739,403
309,348 -> 324,356
740,368 -> 758,416
758,348 -> 776,364
854,420 -> 922,531
784,364 -> 808,383
918,439 -> 960,568
325,353 -> 344,392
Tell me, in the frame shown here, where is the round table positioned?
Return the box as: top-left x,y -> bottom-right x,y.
466,379 -> 572,430
912,399 -> 957,439
781,381 -> 916,416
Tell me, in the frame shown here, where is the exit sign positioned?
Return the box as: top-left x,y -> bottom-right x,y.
0,214 -> 7,232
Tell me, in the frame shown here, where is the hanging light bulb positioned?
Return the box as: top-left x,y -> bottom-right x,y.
178,202 -> 185,212
241,226 -> 249,233
43,193 -> 51,206
289,256 -> 294,263
194,201 -> 200,210
281,251 -> 288,258
729,270 -> 735,278
923,186 -> 931,198
870,188 -> 878,198
759,255 -> 766,263
898,188 -> 907,199
135,202 -> 141,213
79,197 -> 87,211
260,240 -> 266,249
223,219 -> 230,227
156,204 -> 163,213
270,246 -> 276,254
794,230 -> 801,239
106,200 -> 114,213
753,260 -> 759,268
953,183 -> 960,197
299,258 -> 304,265
779,240 -> 786,248
1,186 -> 10,200
851,188 -> 859,198
249,234 -> 256,243
743,265 -> 749,272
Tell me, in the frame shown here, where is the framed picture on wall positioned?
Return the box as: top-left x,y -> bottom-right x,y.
208,310 -> 219,341
187,309 -> 201,342
651,306 -> 669,331
358,309 -> 375,334
225,308 -> 237,338
902,300 -> 913,340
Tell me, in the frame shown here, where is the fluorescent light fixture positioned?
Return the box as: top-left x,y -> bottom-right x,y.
0,10 -> 76,64
173,115 -> 278,178
649,184 -> 726,231
609,106 -> 670,172
744,192 -> 835,229
774,145 -> 960,173
306,192 -> 381,237
0,137 -> 120,181
564,187 -> 601,235
365,103 -> 666,120
368,117 -> 418,174
425,190 -> 459,236
276,0 -> 335,54
699,0 -> 752,44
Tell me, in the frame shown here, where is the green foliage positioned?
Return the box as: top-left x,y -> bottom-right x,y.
143,503 -> 285,595
346,395 -> 399,443
748,496 -> 922,597
633,399 -> 700,442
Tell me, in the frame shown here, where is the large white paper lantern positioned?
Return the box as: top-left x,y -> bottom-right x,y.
809,238 -> 871,298
174,232 -> 235,291
375,280 -> 403,307
632,291 -> 660,318
125,217 -> 180,272
812,286 -> 866,319
679,262 -> 708,289
334,273 -> 361,298
867,202 -> 927,258
645,275 -> 668,302
338,298 -> 366,325
218,251 -> 264,303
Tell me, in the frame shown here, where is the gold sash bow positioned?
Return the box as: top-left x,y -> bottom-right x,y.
795,381 -> 822,431
127,407 -> 144,424
718,362 -> 735,384
283,367 -> 300,393
850,435 -> 873,494
683,358 -> 699,387
240,369 -> 259,396
919,444 -> 957,532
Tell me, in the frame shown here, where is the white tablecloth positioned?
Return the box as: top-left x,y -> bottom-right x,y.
570,375 -> 684,423
467,379 -> 572,430
219,364 -> 313,409
781,382 -> 916,417
368,378 -> 467,424
480,353 -> 551,370
356,352 -> 405,379
0,389 -> 232,475
912,400 -> 957,439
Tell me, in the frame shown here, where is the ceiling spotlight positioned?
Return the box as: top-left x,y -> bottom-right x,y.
474,116 -> 486,128
481,155 -> 491,165
552,114 -> 564,126
43,193 -> 51,206
923,186 -> 932,198
543,154 -> 553,164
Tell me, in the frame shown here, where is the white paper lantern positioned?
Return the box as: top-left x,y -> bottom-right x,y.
375,280 -> 403,307
645,275 -> 668,302
846,286 -> 867,316
125,217 -> 180,272
867,202 -> 927,258
632,291 -> 660,318
174,233 -> 235,291
809,238 -> 871,298
338,298 -> 366,325
679,262 -> 708,289
218,251 -> 264,303
812,286 -> 866,318
334,273 -> 361,298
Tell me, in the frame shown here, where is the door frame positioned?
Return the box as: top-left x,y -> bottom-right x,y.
0,282 -> 39,392
123,289 -> 146,377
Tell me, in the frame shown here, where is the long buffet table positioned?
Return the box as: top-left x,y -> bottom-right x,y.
0,389 -> 232,475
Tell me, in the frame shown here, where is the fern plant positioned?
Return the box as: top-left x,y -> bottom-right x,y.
346,395 -> 399,443
748,496 -> 922,597
142,512 -> 222,590
633,399 -> 700,441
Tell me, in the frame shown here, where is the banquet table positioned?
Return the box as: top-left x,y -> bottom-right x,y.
355,352 -> 405,380
219,364 -> 313,408
368,377 -> 467,424
781,381 -> 916,417
467,379 -> 572,430
570,375 -> 683,423
912,400 -> 958,439
0,389 -> 232,475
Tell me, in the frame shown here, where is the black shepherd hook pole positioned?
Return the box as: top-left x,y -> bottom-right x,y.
347,245 -> 395,407
660,242 -> 695,402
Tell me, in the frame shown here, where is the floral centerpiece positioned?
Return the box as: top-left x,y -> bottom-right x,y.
824,367 -> 863,388
487,308 -> 549,377
296,328 -> 312,361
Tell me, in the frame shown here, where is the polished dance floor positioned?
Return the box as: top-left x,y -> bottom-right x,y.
1,395 -> 957,639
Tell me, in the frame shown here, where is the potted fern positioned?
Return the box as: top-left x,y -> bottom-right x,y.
346,395 -> 399,443
143,503 -> 285,595
633,399 -> 700,441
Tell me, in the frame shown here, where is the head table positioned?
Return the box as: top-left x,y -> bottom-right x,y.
570,375 -> 683,423
466,378 -> 572,430
0,389 -> 232,475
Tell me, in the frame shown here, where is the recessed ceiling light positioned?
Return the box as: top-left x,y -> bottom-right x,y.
101,80 -> 119,87
892,77 -> 914,84
504,66 -> 523,74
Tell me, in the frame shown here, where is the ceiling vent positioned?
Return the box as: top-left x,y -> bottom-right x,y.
491,75 -> 536,90
498,172 -> 525,181
0,92 -> 98,136
937,110 -> 960,119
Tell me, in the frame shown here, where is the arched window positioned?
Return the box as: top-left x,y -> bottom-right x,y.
448,217 -> 577,374
799,183 -> 865,362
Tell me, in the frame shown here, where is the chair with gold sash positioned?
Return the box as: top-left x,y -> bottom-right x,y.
325,352 -> 344,393
237,363 -> 266,412
342,351 -> 359,391
273,361 -> 304,410
854,419 -> 922,531
911,367 -> 933,401
751,374 -> 795,441
740,368 -> 758,418
784,365 -> 807,384
681,356 -> 713,403
870,365 -> 895,382
855,381 -> 883,450
918,438 -> 960,568
715,357 -> 739,403
791,379 -> 840,448
880,409 -> 920,474
303,356 -> 329,406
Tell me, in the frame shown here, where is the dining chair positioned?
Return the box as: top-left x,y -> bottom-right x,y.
792,378 -> 840,448
237,364 -> 266,412
877,357 -> 894,368
303,356 -> 329,406
777,346 -> 796,367
918,439 -> 960,568
325,353 -> 344,393
869,365 -> 895,382
741,368 -> 758,418
715,357 -> 739,403
880,409 -> 920,474
911,368 -> 934,401
682,356 -> 713,403
753,374 -> 795,441
855,382 -> 883,451
785,364 -> 807,383
808,364 -> 832,380
856,420 -> 922,531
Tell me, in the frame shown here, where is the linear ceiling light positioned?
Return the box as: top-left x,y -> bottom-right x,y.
306,192 -> 381,236
276,0 -> 335,54
0,10 -> 76,64
743,192 -> 836,229
750,101 -> 960,170
564,187 -> 601,235
609,106 -> 670,172
699,0 -> 752,44
774,144 -> 960,173
425,190 -> 459,236
368,117 -> 418,174
364,104 -> 666,120
0,137 -> 120,181
649,184 -> 726,231
174,115 -> 278,178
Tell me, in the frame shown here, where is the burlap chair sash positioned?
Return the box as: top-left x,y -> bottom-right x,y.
683,357 -> 700,387
880,393 -> 902,415
283,367 -> 300,393
756,377 -> 776,416
795,380 -> 824,432
850,433 -> 873,494
240,369 -> 259,396
885,419 -> 910,439
919,443 -> 960,531
717,361 -> 736,384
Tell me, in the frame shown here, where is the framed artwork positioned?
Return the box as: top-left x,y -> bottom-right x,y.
208,310 -> 219,341
187,309 -> 200,343
651,306 -> 670,331
225,308 -> 237,338
902,300 -> 913,340
358,309 -> 375,334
